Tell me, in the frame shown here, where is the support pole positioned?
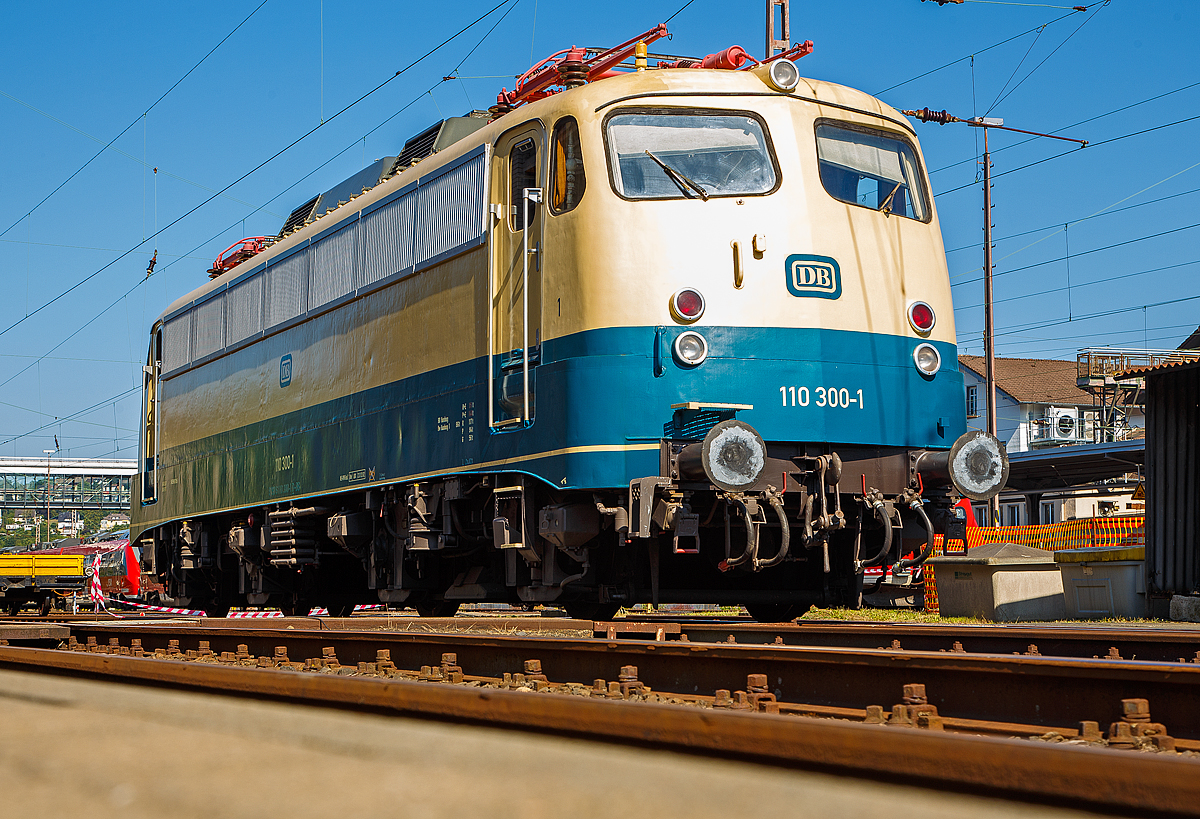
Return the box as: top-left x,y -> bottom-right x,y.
902,107 -> 1086,527
982,128 -> 999,523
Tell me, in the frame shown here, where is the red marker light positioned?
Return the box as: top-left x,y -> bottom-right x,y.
670,288 -> 706,323
908,301 -> 935,335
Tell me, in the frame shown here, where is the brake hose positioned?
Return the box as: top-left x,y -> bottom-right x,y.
859,502 -> 894,567
894,502 -> 935,572
754,493 -> 791,570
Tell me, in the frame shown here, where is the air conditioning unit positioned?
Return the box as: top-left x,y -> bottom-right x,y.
1046,407 -> 1082,441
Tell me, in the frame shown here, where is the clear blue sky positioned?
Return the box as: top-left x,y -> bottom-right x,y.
1,0 -> 1196,459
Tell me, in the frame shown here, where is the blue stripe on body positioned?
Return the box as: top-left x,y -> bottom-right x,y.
158,326 -> 964,515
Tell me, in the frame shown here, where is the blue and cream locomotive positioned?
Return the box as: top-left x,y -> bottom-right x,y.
132,31 -> 1007,618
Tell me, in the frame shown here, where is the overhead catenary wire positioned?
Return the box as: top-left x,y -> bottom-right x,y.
983,23 -> 1046,114
876,7 -> 1087,95
987,322 -> 1200,359
0,89 -> 284,219
959,1 -> 1095,8
0,391 -> 135,432
0,0 -> 272,243
956,291 -> 1200,347
0,387 -> 140,449
946,158 -> 1200,281
935,113 -> 1200,198
984,0 -> 1107,114
664,0 -> 700,24
930,79 -> 1200,177
953,259 -> 1200,312
951,220 -> 1200,287
0,0 -> 518,343
944,185 -> 1200,254
0,0 -> 528,453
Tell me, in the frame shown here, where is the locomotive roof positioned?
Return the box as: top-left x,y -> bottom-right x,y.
157,66 -> 913,325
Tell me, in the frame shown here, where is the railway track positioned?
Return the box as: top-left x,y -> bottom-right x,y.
13,610 -> 1200,663
0,619 -> 1197,816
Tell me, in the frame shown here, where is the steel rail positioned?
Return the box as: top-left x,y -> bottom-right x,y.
63,622 -> 1200,743
0,644 -> 1196,817
11,611 -> 1200,661
596,618 -> 1200,662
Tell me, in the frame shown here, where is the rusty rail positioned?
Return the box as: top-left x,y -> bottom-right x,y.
598,619 -> 1200,662
0,643 -> 1196,817
56,622 -> 1200,744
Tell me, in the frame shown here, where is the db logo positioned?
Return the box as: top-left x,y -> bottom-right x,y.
785,254 -> 841,300
279,354 -> 293,387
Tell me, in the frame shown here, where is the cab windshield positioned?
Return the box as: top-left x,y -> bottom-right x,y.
605,111 -> 778,200
815,123 -> 929,221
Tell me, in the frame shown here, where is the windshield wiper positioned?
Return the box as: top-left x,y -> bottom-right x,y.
644,150 -> 709,201
879,181 -> 903,216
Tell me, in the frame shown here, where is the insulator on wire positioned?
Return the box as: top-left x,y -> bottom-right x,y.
903,108 -> 955,125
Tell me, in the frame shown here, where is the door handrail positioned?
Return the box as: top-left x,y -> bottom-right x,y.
521,187 -> 542,426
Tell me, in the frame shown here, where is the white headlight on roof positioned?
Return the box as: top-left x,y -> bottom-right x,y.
767,59 -> 800,92
913,343 -> 941,375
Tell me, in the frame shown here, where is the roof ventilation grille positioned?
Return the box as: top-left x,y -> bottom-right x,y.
278,195 -> 320,238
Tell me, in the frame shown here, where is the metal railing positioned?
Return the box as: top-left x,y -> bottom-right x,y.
1077,348 -> 1200,383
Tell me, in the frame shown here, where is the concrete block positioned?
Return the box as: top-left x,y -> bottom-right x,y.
928,543 -> 1065,622
1170,595 -> 1200,623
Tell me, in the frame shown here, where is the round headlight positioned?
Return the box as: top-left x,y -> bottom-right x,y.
670,288 -> 706,323
673,331 -> 709,366
913,342 -> 940,375
767,59 -> 800,92
908,301 -> 935,335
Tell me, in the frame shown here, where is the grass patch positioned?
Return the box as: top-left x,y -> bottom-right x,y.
800,606 -> 1196,627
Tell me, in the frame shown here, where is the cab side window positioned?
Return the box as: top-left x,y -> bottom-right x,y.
510,138 -> 538,231
550,117 -> 585,214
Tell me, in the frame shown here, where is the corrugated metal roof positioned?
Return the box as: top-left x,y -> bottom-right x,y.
1005,439 -> 1144,491
1113,358 -> 1200,379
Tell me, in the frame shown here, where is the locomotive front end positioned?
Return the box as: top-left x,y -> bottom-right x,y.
571,63 -> 1010,612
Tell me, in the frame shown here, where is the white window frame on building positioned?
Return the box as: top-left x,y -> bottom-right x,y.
1039,500 -> 1059,524
966,385 -> 979,418
999,501 -> 1025,527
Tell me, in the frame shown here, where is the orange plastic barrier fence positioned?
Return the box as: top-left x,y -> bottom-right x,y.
922,516 -> 1144,614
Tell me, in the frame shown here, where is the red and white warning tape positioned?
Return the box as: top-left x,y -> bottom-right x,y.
102,596 -> 207,617
93,598 -> 387,618
231,604 -> 386,617
88,555 -> 107,611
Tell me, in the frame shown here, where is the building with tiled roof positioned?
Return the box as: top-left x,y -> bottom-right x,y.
958,355 -> 1143,526
958,355 -> 1125,452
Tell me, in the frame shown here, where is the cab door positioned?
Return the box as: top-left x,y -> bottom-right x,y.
489,124 -> 544,429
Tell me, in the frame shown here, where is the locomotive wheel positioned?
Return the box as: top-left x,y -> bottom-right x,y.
7,600 -> 21,616
204,603 -> 231,618
744,603 -> 802,623
38,597 -> 53,617
325,602 -> 356,617
415,601 -> 460,618
563,602 -> 621,622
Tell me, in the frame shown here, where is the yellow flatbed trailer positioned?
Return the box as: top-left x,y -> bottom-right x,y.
0,554 -> 90,615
